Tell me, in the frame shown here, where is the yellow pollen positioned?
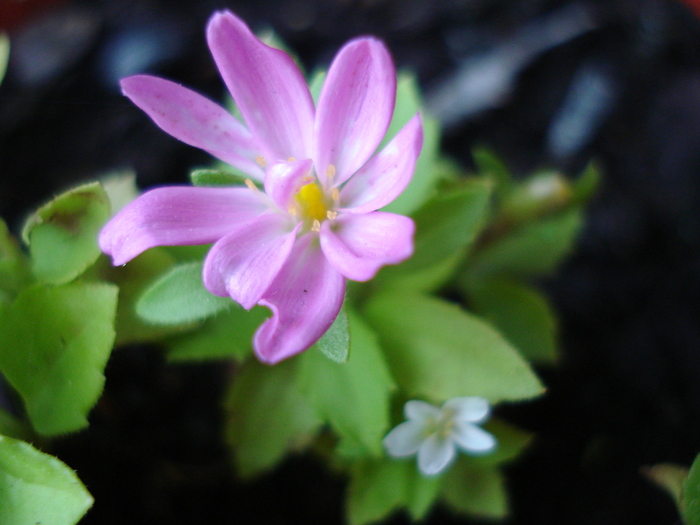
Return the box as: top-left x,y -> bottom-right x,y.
244,179 -> 258,191
295,182 -> 328,223
288,206 -> 297,216
255,156 -> 267,168
288,157 -> 296,162
326,211 -> 337,220
331,188 -> 340,201
311,219 -> 321,232
326,164 -> 336,180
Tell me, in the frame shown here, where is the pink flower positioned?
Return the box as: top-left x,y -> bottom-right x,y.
99,10 -> 422,364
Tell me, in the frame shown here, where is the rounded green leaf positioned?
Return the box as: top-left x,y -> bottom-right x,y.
363,292 -> 544,403
441,459 -> 508,519
315,303 -> 350,363
23,182 -> 111,284
0,435 -> 93,525
0,282 -> 118,436
136,261 -> 232,325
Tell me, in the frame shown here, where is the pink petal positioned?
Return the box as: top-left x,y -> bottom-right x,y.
264,159 -> 313,211
339,114 -> 423,213
207,11 -> 315,163
99,186 -> 268,266
121,75 -> 265,181
202,214 -> 299,309
254,233 -> 346,364
315,37 -> 396,187
319,212 -> 414,281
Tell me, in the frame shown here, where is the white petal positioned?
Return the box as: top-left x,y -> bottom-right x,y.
404,400 -> 440,422
443,396 -> 491,423
417,433 -> 456,476
452,421 -> 497,454
383,420 -> 426,457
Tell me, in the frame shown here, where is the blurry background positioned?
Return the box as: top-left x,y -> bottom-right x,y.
3,0 -> 700,523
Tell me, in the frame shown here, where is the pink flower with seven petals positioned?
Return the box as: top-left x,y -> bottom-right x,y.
99,10 -> 423,364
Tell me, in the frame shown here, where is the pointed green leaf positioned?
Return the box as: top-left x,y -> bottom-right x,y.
0,218 -> 30,301
136,261 -> 231,326
382,73 -> 442,216
0,409 -> 32,442
299,309 -> 394,456
441,459 -> 509,519
472,418 -> 534,466
167,305 -> 268,362
224,358 -> 321,477
682,452 -> 700,524
0,33 -> 8,85
464,207 -> 583,280
0,282 -> 117,435
190,169 -> 249,187
467,278 -> 558,363
644,464 -> 688,507
23,182 -> 111,284
315,303 -> 350,363
472,146 -> 512,193
364,292 -> 544,403
0,435 -> 93,525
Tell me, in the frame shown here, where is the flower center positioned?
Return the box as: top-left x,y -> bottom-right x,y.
296,182 -> 328,223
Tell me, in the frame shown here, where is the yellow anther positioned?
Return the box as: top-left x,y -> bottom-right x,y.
288,206 -> 297,216
311,219 -> 321,232
288,157 -> 296,162
255,156 -> 267,168
326,164 -> 336,180
244,179 -> 258,191
331,188 -> 340,201
326,211 -> 337,220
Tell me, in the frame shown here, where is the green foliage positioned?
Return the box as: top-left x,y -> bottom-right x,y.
683,454 -> 700,524
23,182 -> 111,284
468,278 -> 558,363
190,169 -> 249,187
224,358 -> 321,477
0,282 -> 117,435
136,261 -> 231,325
315,302 -> 350,363
0,33 -> 8,85
299,309 -> 394,456
441,459 -> 509,519
0,434 -> 93,525
364,292 -> 544,404
0,219 -> 30,302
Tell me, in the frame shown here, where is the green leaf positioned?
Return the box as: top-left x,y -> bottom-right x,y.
0,409 -> 32,442
346,459 -> 441,525
464,207 -> 583,280
299,309 -> 394,456
384,179 -> 492,278
224,358 -> 321,477
467,278 -> 558,363
572,161 -> 600,204
136,261 -> 231,326
315,303 -> 350,363
472,418 -> 534,466
167,305 -> 268,362
643,463 -> 688,507
0,33 -> 8,85
0,434 -> 93,525
190,169 -> 249,187
472,146 -> 512,193
682,453 -> 700,524
382,73 -> 442,216
0,218 -> 30,301
309,69 -> 326,103
23,182 -> 111,284
363,292 -> 544,403
441,459 -> 509,519
0,282 -> 117,435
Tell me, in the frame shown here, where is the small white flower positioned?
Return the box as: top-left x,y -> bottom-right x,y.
383,397 -> 496,476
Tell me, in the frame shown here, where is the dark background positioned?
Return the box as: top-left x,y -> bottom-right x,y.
2,0 -> 700,523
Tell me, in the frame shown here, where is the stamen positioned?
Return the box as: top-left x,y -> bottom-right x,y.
326,211 -> 337,220
331,188 -> 340,201
244,179 -> 258,191
255,156 -> 267,168
288,157 -> 296,162
288,206 -> 297,216
311,219 -> 321,232
326,164 -> 336,180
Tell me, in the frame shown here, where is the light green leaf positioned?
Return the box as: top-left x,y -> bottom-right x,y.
0,282 -> 117,436
467,278 -> 558,363
136,261 -> 231,325
383,179 -> 492,278
309,69 -> 326,103
315,303 -> 350,363
441,459 -> 509,519
472,146 -> 512,193
167,305 -> 268,362
0,409 -> 32,442
682,452 -> 700,524
0,434 -> 93,525
0,33 -> 8,85
224,358 -> 321,477
0,218 -> 30,301
299,309 -> 394,456
644,463 -> 688,508
23,182 -> 111,284
363,292 -> 544,403
464,207 -> 583,280
382,73 -> 441,216
190,169 -> 249,187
